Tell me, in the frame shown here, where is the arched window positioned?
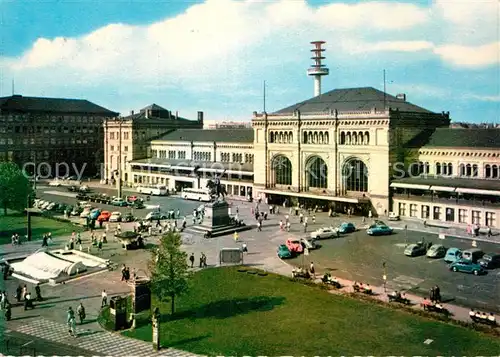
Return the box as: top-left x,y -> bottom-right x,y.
364,131 -> 369,145
306,156 -> 328,189
324,132 -> 329,144
436,163 -> 441,175
346,132 -> 351,145
343,159 -> 368,192
288,131 -> 293,143
352,132 -> 357,145
472,164 -> 478,177
485,164 -> 491,178
448,163 -> 453,176
319,132 -> 324,144
466,164 -> 472,177
271,155 -> 292,186
358,131 -> 363,145
308,132 -> 313,144
303,132 -> 308,143
340,132 -> 345,145
313,132 -> 318,144
269,132 -> 274,143
280,132 -> 285,143
283,132 -> 288,143
459,164 -> 465,176
418,161 -> 424,175
492,165 -> 499,178
442,163 -> 447,175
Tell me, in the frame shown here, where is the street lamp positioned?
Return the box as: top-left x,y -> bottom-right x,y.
116,118 -> 123,198
382,261 -> 387,292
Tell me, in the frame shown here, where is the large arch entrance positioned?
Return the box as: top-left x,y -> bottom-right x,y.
342,158 -> 368,192
271,155 -> 292,186
305,155 -> 327,189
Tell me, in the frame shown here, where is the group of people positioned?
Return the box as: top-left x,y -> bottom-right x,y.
353,281 -> 372,294
67,303 -> 86,337
11,233 -> 23,245
469,309 -> 496,325
41,232 -> 53,247
188,252 -> 207,268
120,264 -> 135,282
429,285 -> 441,302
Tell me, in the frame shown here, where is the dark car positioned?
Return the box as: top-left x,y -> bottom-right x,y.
67,185 -> 78,192
478,253 -> 500,269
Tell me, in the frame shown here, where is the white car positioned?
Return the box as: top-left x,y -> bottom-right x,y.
79,185 -> 90,192
46,202 -> 57,211
388,212 -> 400,221
109,211 -> 122,222
80,209 -> 92,218
49,180 -> 61,187
310,227 -> 338,240
41,201 -> 51,210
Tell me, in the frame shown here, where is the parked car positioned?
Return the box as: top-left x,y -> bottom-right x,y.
109,211 -> 122,222
123,212 -> 135,222
338,222 -> 356,233
426,244 -> 446,258
71,206 -> 82,216
310,227 -> 337,240
449,259 -> 486,275
126,195 -> 139,202
444,247 -> 462,263
285,238 -> 303,254
80,208 -> 92,218
404,243 -> 427,257
145,211 -> 168,221
277,244 -> 293,259
46,202 -> 57,211
97,211 -> 112,222
478,253 -> 500,269
462,248 -> 484,263
79,185 -> 90,193
388,212 -> 400,221
89,208 -> 101,220
49,180 -> 61,187
367,224 -> 393,236
41,201 -> 52,210
67,185 -> 78,192
111,198 -> 128,207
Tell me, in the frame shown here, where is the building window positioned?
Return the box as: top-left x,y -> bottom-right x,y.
306,156 -> 328,189
472,210 -> 481,225
485,164 -> 491,178
399,203 -> 406,216
445,208 -> 455,222
124,146 -> 128,152
178,151 -> 186,159
459,164 -> 465,176
342,159 -> 368,192
447,163 -> 453,175
110,132 -> 115,140
492,165 -> 499,178
410,204 -> 417,217
435,163 -> 441,175
168,150 -> 176,159
466,164 -> 472,177
110,145 -> 114,151
433,206 -> 441,220
458,209 -> 468,223
271,155 -> 292,186
486,212 -> 496,227
123,132 -> 129,140
472,164 -> 478,177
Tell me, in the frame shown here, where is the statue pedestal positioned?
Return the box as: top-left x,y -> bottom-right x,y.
187,200 -> 253,238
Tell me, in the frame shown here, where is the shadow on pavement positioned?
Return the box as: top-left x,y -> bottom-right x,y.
163,334 -> 211,348
162,296 -> 286,322
9,315 -> 40,321
77,330 -> 104,338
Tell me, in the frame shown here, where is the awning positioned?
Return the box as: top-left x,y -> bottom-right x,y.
430,186 -> 456,192
390,183 -> 431,190
455,188 -> 500,196
259,189 -> 360,203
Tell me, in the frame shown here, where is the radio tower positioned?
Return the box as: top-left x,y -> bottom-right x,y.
307,41 -> 329,97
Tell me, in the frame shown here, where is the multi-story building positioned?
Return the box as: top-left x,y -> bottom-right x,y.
391,128 -> 500,229
103,104 -> 203,185
128,128 -> 254,199
0,94 -> 118,176
204,120 -> 252,129
252,87 -> 450,215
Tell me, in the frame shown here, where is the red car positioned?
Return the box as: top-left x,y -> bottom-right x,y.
97,211 -> 112,222
126,195 -> 138,202
286,238 -> 303,254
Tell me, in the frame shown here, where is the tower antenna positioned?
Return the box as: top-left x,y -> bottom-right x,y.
307,41 -> 329,97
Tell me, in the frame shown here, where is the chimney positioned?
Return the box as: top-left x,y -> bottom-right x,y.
396,93 -> 406,101
175,111 -> 178,120
130,110 -> 134,115
197,111 -> 204,124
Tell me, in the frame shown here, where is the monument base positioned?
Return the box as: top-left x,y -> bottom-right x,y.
186,200 -> 253,237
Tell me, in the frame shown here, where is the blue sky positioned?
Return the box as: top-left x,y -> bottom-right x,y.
1,0 -> 499,123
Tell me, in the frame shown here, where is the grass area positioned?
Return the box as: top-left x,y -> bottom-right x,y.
0,211 -> 81,244
122,267 -> 500,355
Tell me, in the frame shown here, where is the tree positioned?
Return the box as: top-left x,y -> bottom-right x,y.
148,231 -> 191,315
0,162 -> 32,215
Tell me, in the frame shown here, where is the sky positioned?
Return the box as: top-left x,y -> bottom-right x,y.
0,0 -> 499,123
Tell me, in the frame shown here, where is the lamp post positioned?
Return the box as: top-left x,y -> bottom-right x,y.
382,261 -> 387,292
117,118 -> 123,198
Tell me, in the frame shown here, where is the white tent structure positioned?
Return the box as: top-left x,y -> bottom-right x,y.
11,251 -> 87,281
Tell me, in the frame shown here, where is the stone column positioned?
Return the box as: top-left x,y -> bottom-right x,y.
152,307 -> 161,351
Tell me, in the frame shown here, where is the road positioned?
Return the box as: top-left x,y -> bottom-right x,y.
288,228 -> 500,312
35,184 -> 202,220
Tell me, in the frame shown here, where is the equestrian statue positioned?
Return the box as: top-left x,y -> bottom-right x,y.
206,171 -> 227,201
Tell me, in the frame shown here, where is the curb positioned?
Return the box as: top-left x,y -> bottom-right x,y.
392,227 -> 500,244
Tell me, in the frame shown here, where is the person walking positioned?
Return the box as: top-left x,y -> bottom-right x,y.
202,253 -> 207,267
189,253 -> 195,268
434,285 -> 441,302
35,283 -> 42,301
487,226 -> 492,238
257,221 -> 262,231
101,290 -> 107,307
77,302 -> 86,324
67,307 -> 77,337
309,262 -> 316,279
233,231 -> 239,242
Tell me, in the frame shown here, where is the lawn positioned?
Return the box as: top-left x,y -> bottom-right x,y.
0,212 -> 81,244
123,267 -> 500,356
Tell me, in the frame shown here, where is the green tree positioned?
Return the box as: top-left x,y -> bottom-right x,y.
148,231 -> 191,315
0,162 -> 32,215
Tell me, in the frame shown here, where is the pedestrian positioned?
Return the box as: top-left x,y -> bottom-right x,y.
242,243 -> 248,253
368,211 -> 372,219
303,221 -> 307,233
487,226 -> 492,238
362,216 -> 366,224
97,239 -> 103,252
101,290 -> 107,307
189,253 -> 195,268
309,262 -> 315,279
176,209 -> 180,218
77,302 -> 86,324
429,287 -> 435,302
67,307 -> 77,337
299,212 -> 304,224
35,283 -> 42,301
257,221 -> 262,231
286,221 -> 291,232
199,254 -> 204,268
15,285 -> 22,302
22,285 -> 27,300
434,285 -> 441,302
233,231 -> 239,242
202,253 -> 207,267
312,215 -> 316,224
279,220 -> 284,231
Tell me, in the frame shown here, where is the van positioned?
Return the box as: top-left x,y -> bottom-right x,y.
462,248 -> 484,263
444,248 -> 462,263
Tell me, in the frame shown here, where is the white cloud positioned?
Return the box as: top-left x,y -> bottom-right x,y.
346,40 -> 434,54
463,93 -> 500,102
434,42 -> 500,68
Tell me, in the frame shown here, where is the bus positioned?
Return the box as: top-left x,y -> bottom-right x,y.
182,188 -> 211,202
137,185 -> 168,196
